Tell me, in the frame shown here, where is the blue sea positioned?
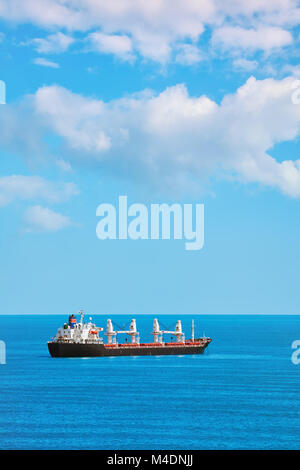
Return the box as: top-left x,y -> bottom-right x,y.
0,314 -> 300,450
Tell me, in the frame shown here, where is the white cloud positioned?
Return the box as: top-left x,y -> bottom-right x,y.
16,78 -> 300,197
233,58 -> 258,72
0,0 -> 83,29
0,0 -> 209,61
212,26 -> 293,53
33,57 -> 60,68
2,78 -> 300,197
175,44 -> 203,65
1,0 -> 299,62
23,205 -> 73,232
87,32 -> 134,61
0,175 -> 79,206
131,30 -> 173,63
218,0 -> 300,28
282,64 -> 300,77
34,86 -> 111,153
0,0 -> 212,34
28,32 -> 74,54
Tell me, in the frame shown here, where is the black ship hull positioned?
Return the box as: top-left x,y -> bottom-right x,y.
48,340 -> 211,358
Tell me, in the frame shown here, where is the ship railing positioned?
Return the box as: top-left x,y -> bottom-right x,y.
103,339 -> 210,348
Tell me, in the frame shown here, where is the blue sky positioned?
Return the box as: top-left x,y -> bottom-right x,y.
1,1 -> 300,314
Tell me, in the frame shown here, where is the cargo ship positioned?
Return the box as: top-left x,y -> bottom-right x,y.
48,311 -> 212,358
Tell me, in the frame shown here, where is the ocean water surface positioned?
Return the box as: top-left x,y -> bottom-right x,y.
0,314 -> 299,450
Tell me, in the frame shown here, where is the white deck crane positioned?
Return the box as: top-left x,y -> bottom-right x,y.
152,319 -> 185,343
106,318 -> 139,344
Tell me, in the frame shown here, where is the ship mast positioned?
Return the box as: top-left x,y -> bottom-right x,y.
79,310 -> 84,324
192,319 -> 194,342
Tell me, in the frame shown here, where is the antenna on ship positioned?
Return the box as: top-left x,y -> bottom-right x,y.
79,310 -> 84,324
192,319 -> 195,342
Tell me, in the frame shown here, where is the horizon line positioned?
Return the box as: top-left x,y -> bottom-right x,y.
0,313 -> 299,316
